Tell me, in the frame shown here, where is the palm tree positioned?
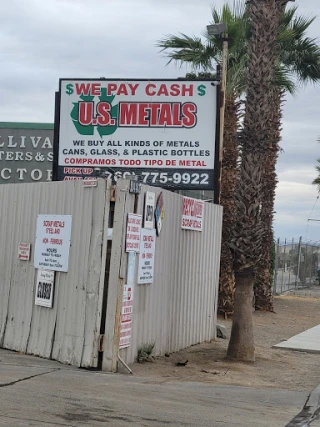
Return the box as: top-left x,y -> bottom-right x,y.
227,0 -> 285,361
157,2 -> 250,318
254,7 -> 320,311
157,2 -> 320,317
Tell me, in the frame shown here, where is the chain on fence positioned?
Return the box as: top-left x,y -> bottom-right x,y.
273,237 -> 320,295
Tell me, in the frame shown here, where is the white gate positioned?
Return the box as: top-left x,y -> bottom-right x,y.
0,179 -> 111,367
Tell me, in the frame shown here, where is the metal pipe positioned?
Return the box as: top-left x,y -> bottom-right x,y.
273,238 -> 280,294
281,238 -> 287,293
118,356 -> 133,375
296,236 -> 302,288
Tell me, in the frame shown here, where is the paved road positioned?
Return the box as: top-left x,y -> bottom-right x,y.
0,349 -> 308,426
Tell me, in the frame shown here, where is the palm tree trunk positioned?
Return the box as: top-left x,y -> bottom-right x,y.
227,0 -> 287,361
227,270 -> 255,361
254,0 -> 287,311
218,94 -> 240,317
254,90 -> 282,311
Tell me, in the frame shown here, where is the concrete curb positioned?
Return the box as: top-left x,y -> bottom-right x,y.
285,385 -> 320,426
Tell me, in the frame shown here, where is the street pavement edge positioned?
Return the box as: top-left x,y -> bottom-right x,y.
285,385 -> 320,426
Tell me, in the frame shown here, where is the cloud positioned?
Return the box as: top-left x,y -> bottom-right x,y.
274,178 -> 320,239
0,0 -> 320,242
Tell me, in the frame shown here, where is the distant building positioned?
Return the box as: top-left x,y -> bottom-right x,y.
0,122 -> 53,184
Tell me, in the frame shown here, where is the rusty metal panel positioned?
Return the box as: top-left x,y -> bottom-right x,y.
119,186 -> 222,365
0,179 -> 110,368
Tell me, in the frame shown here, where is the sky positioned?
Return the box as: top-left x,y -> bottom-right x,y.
0,0 -> 319,242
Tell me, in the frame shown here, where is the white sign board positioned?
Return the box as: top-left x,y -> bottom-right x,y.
35,269 -> 55,308
126,214 -> 142,253
138,228 -> 156,284
144,191 -> 155,229
57,79 -> 217,190
34,215 -> 72,272
119,284 -> 134,349
181,197 -> 204,231
18,242 -> 31,261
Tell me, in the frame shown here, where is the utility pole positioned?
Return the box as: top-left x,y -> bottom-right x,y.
207,23 -> 228,205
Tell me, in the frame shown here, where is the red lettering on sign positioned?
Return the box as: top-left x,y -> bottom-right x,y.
75,83 -> 91,96
182,198 -> 203,218
65,158 -> 117,166
96,102 -> 112,125
79,102 -> 94,125
118,103 -> 196,128
145,83 -> 193,97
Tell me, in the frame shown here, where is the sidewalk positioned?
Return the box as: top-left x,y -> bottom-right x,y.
275,324 -> 320,353
0,349 -> 308,426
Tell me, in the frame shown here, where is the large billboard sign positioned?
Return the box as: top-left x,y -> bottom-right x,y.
54,79 -> 217,190
0,123 -> 53,184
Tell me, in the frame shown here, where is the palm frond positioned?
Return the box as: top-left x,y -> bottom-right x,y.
312,155 -> 320,190
273,64 -> 297,95
156,2 -> 320,97
157,34 -> 218,70
278,7 -> 320,86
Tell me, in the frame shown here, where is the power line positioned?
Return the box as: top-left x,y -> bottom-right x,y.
306,195 -> 320,239
308,195 -> 320,222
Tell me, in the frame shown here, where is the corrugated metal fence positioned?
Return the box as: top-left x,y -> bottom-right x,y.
0,179 -> 110,367
118,185 -> 223,365
0,179 -> 222,371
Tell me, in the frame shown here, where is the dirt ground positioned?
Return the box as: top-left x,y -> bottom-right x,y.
131,290 -> 320,392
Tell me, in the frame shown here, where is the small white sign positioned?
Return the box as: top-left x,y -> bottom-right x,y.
34,215 -> 72,272
119,284 -> 134,349
83,178 -> 98,187
127,252 -> 136,286
138,228 -> 156,284
126,214 -> 142,253
144,192 -> 155,229
181,197 -> 204,231
35,269 -> 55,308
18,242 -> 31,261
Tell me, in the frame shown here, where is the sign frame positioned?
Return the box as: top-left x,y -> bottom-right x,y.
53,78 -> 220,192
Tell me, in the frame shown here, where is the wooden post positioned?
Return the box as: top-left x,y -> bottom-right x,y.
102,180 -> 134,372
